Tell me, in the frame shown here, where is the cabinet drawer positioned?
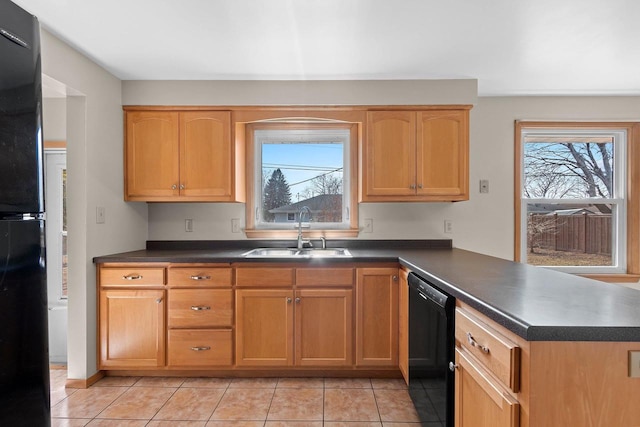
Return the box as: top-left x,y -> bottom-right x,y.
296,268 -> 354,287
167,329 -> 232,366
168,267 -> 232,287
236,268 -> 294,287
100,267 -> 165,286
168,289 -> 233,328
455,308 -> 520,393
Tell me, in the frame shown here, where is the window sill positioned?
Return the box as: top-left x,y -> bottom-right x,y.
577,273 -> 640,283
244,229 -> 360,239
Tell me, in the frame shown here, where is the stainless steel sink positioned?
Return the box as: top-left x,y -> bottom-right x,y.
243,247 -> 352,258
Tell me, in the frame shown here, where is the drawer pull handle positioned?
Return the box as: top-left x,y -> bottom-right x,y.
191,306 -> 211,311
191,346 -> 211,351
190,275 -> 211,281
467,332 -> 490,354
123,274 -> 142,280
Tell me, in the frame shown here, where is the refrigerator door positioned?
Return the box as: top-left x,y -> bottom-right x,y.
0,1 -> 44,215
0,219 -> 50,425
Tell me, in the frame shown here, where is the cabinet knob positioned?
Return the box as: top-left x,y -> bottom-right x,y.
449,362 -> 459,371
409,184 -> 416,190
295,297 -> 301,304
393,275 -> 398,282
172,184 -> 177,190
156,298 -> 163,304
180,184 -> 185,190
286,297 -> 292,304
418,184 -> 423,189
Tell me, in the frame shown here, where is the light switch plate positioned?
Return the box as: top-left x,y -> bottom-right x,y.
96,206 -> 105,224
630,351 -> 640,377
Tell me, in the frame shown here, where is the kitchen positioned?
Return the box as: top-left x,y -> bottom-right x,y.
3,1 -> 640,426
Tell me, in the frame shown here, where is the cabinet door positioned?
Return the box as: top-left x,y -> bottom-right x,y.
416,110 -> 469,199
364,111 -> 416,197
125,111 -> 180,200
235,289 -> 294,366
99,289 -> 165,368
295,289 -> 353,366
179,111 -> 232,199
356,268 -> 399,366
398,269 -> 409,384
454,348 -> 520,427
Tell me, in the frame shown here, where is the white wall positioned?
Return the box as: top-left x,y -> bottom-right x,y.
43,98 -> 66,140
41,30 -> 148,380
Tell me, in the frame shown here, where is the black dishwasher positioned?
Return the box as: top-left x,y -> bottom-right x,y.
408,272 -> 455,427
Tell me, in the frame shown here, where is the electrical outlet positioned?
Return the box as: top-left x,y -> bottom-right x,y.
363,218 -> 373,233
96,206 -> 105,224
444,220 -> 453,234
480,179 -> 489,193
231,218 -> 241,233
185,219 -> 193,232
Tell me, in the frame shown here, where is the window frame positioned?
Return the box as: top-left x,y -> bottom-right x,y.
245,121 -> 359,238
515,121 -> 640,282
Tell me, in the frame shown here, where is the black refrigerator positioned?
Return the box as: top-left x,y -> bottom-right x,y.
0,0 -> 50,425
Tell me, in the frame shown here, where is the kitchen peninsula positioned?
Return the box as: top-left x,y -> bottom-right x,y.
95,239 -> 640,427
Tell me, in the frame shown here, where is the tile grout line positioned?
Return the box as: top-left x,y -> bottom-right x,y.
206,377 -> 233,423
145,378 -> 184,423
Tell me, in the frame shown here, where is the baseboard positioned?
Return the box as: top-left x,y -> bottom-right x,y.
66,370 -> 105,389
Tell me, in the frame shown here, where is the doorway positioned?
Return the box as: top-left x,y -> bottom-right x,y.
45,151 -> 67,364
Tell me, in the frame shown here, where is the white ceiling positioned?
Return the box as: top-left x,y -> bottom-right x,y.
14,0 -> 640,96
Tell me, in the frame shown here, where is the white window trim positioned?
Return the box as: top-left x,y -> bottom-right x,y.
519,128 -> 627,274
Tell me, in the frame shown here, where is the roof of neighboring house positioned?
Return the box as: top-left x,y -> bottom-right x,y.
269,194 -> 342,213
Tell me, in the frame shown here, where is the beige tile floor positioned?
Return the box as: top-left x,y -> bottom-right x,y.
50,369 -> 439,426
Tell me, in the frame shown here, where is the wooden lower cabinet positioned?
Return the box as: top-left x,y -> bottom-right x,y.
99,289 -> 165,368
356,267 -> 399,366
235,289 -> 294,366
235,288 -> 353,367
295,289 -> 353,366
455,348 -> 520,427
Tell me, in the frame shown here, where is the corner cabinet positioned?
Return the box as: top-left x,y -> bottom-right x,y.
362,108 -> 470,202
124,109 -> 244,202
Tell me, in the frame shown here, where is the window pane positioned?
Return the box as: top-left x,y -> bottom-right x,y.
523,137 -> 613,199
525,203 -> 613,267
261,142 -> 343,224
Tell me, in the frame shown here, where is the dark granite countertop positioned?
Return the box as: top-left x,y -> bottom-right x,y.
93,240 -> 640,342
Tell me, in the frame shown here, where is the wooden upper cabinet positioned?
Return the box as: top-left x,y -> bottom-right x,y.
125,111 -> 180,199
180,111 -> 232,198
365,111 -> 417,197
417,110 -> 468,198
362,108 -> 470,202
125,109 -> 241,202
